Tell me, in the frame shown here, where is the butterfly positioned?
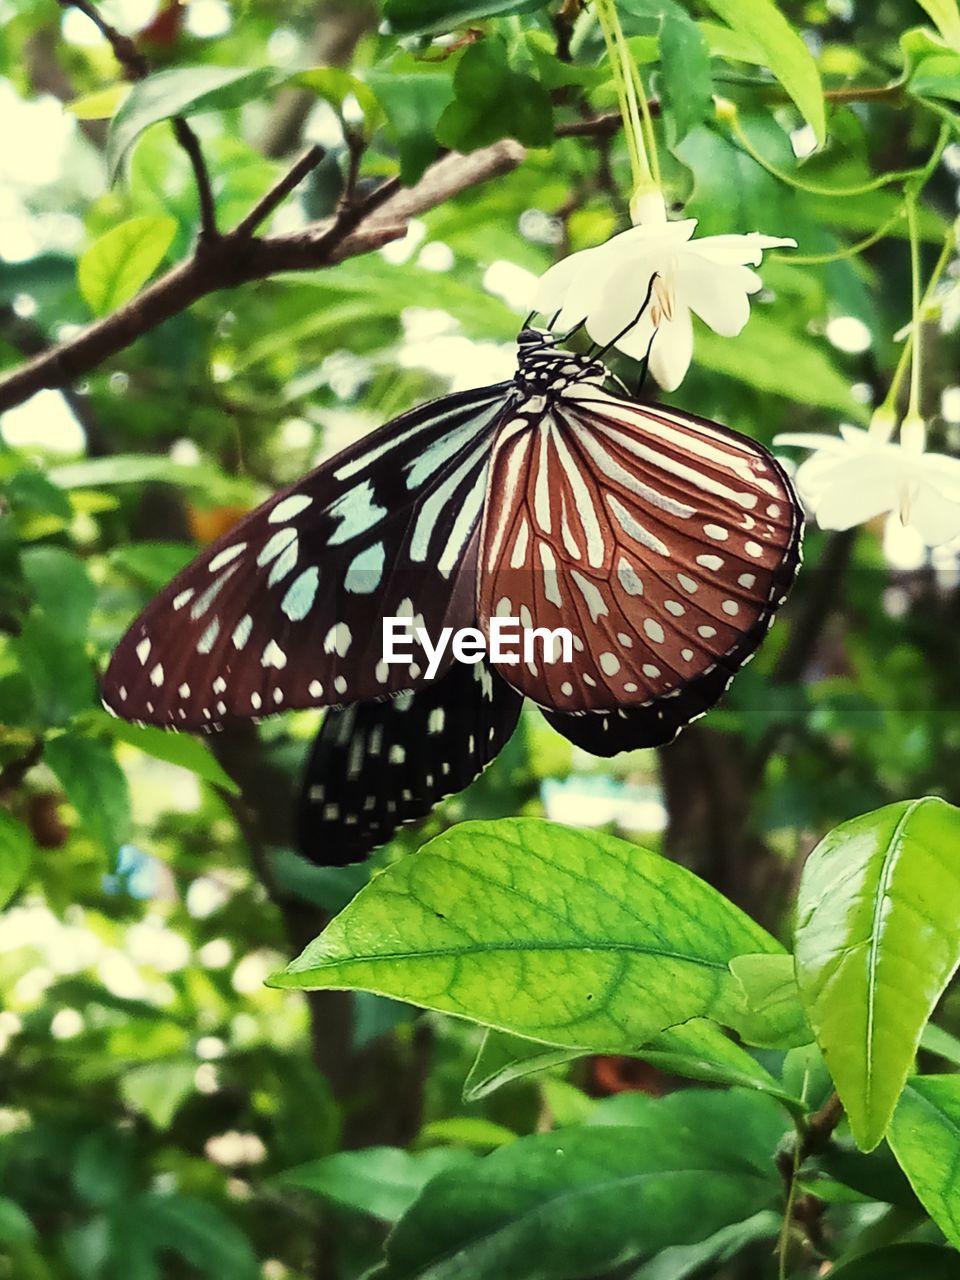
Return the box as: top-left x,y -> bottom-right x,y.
103,324 -> 803,865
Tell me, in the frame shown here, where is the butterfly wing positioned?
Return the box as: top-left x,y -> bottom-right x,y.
297,661 -> 523,865
103,384 -> 513,729
478,384 -> 802,720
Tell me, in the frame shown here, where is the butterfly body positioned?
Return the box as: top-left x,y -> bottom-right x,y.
104,327 -> 802,863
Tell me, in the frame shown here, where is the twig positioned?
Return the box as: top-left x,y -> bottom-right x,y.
171,118 -> 219,243
233,145 -> 325,238
0,140 -> 523,412
57,0 -> 218,242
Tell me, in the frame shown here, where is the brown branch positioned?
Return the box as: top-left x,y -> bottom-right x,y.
57,0 -> 218,242
233,145 -> 326,238
0,140 -> 524,413
171,118 -> 219,243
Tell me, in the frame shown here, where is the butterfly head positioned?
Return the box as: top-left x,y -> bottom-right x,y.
514,325 -> 606,397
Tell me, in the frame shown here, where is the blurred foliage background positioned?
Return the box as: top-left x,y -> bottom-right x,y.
1,0 -> 960,1276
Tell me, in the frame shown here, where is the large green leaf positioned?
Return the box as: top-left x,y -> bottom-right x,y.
829,1244 -> 960,1279
436,40 -> 553,152
276,1147 -> 472,1222
382,0 -> 548,36
14,614 -> 96,725
130,1193 -> 259,1278
107,66 -> 287,181
48,455 -> 255,506
621,1 -> 712,146
96,719 -> 240,796
20,546 -> 95,638
794,797 -> 960,1150
631,1211 -> 781,1280
272,818 -> 780,1052
888,1076 -> 960,1248
701,0 -> 825,144
915,0 -> 960,50
78,216 -> 176,316
728,952 -> 812,1049
368,64 -> 458,185
0,810 -> 32,909
45,733 -> 131,854
380,1090 -> 784,1280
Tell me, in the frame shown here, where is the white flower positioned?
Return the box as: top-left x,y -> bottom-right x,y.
775,422 -> 960,546
532,219 -> 795,392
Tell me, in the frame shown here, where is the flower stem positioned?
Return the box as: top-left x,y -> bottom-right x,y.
906,191 -> 923,424
879,220 -> 956,424
593,0 -> 660,204
778,206 -> 907,265
725,107 -> 949,200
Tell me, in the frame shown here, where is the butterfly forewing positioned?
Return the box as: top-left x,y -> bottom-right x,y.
103,385 -> 513,729
297,661 -> 522,865
478,383 -> 801,714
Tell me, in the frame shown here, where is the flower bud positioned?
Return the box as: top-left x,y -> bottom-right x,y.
629,185 -> 667,227
868,404 -> 898,441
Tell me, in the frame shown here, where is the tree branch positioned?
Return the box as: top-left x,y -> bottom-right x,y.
57,0 -> 218,241
0,140 -> 524,413
233,145 -> 326,238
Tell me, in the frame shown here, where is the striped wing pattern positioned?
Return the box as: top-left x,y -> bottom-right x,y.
297,662 -> 522,865
103,329 -> 802,867
478,383 -> 801,723
102,385 -> 512,728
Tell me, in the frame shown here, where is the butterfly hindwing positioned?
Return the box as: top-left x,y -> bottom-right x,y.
297,661 -> 523,865
477,383 -> 802,727
103,385 -> 513,729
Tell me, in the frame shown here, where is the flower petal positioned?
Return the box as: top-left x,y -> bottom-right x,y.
645,305 -> 694,391
910,481 -> 960,546
532,249 -> 601,320
678,261 -> 754,336
801,456 -> 899,529
690,232 -> 797,267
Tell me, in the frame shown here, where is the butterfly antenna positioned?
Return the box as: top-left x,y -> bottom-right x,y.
522,309 -> 538,329
593,272 -> 659,361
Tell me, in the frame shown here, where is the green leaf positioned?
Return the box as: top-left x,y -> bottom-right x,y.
293,67 -> 384,136
464,1030 -> 584,1101
14,614 -> 96,725
120,1060 -> 195,1129
0,810 -> 32,909
382,1091 -> 784,1280
795,797 -> 960,1151
78,216 -> 176,317
701,0 -> 825,144
631,1211 -> 780,1280
367,64 -> 457,185
109,542 -> 195,591
693,311 -> 864,418
133,1193 -> 258,1279
66,83 -> 131,120
903,28 -> 960,102
637,1019 -> 803,1112
728,953 -> 812,1049
420,1117 -> 517,1149
96,717 -> 240,795
621,2 -> 712,146
889,1077 -> 960,1248
272,818 -> 781,1052
828,1244 -> 960,1279
276,1147 -> 470,1222
107,65 -> 287,181
0,1196 -> 36,1245
436,40 -> 553,152
20,546 -> 95,638
698,19 -> 766,65
920,1021 -> 960,1067
915,0 -> 960,51
382,0 -> 547,36
48,454 -> 255,506
45,733 -> 131,854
